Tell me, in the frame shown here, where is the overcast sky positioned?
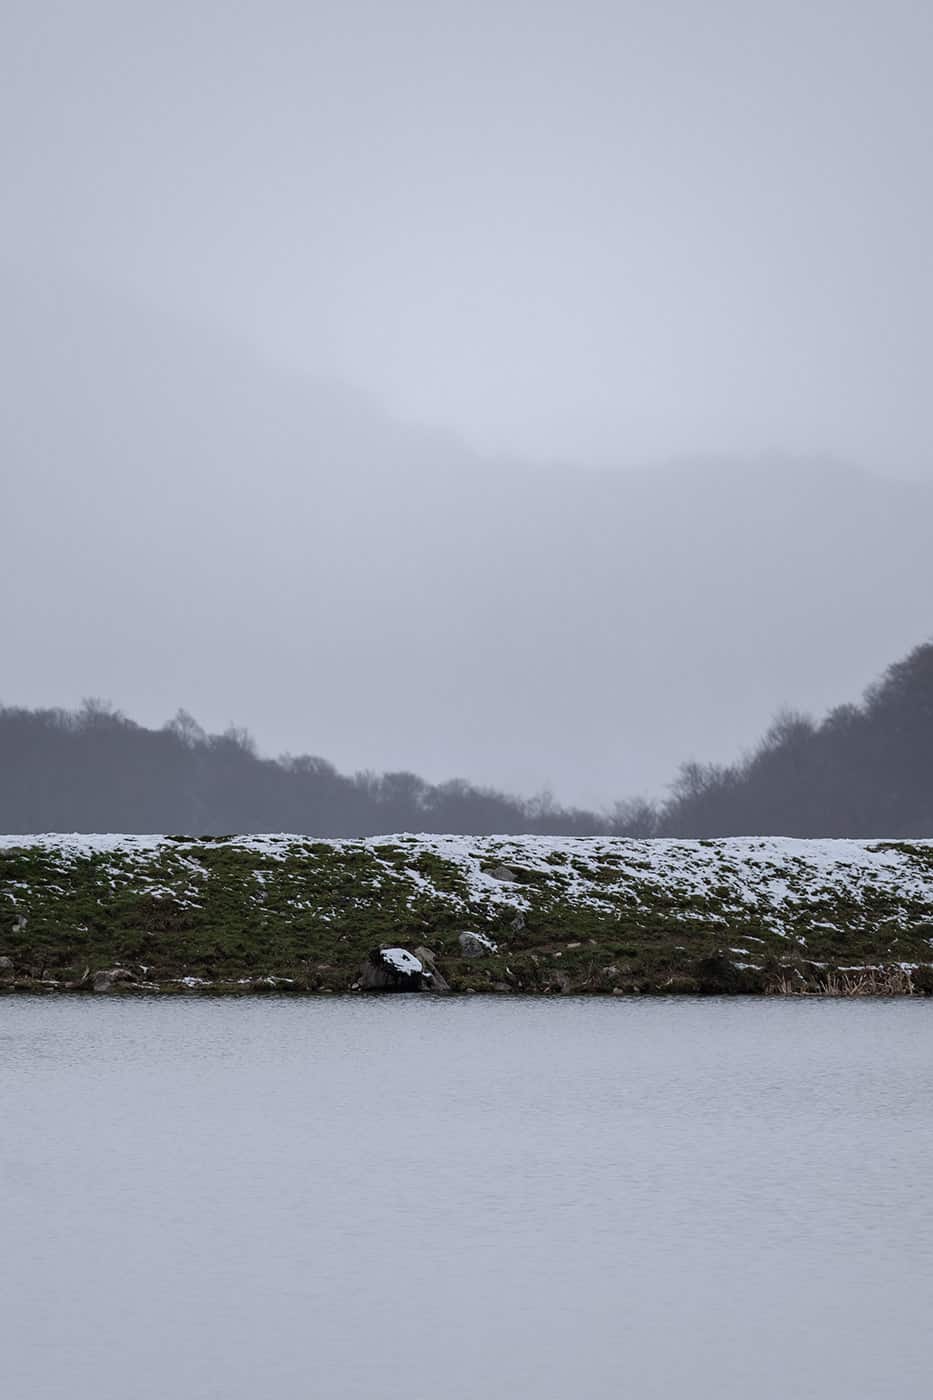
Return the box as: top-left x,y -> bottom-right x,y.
3,2 -> 932,807
4,0 -> 932,474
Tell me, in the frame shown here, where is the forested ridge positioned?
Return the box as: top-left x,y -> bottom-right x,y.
2,639 -> 932,836
661,640 -> 933,837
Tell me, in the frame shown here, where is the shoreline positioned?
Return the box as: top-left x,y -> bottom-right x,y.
2,979 -> 930,998
3,832 -> 933,998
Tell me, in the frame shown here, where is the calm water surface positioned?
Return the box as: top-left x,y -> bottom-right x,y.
2,996 -> 932,1399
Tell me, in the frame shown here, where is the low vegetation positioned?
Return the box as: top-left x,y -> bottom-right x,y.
3,834 -> 933,997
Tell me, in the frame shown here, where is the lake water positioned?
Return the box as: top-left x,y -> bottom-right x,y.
2,996 -> 932,1400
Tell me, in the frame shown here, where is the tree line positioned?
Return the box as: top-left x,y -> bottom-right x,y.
656,640 -> 933,837
0,702 -> 625,837
2,640 -> 931,836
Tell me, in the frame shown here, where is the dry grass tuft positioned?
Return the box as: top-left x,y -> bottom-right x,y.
772,965 -> 918,997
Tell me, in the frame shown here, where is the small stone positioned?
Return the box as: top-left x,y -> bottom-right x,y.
413,947 -> 450,993
92,967 -> 136,993
458,931 -> 498,958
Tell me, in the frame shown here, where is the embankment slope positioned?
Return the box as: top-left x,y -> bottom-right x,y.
2,834 -> 933,995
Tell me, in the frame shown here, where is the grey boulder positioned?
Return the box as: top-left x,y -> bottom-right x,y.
92,968 -> 136,993
458,931 -> 499,958
412,947 -> 451,993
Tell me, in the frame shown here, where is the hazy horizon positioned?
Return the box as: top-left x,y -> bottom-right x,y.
4,269 -> 931,806
3,1 -> 932,807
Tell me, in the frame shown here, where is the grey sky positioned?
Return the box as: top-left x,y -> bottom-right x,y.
3,2 -> 932,807
4,0 -> 932,474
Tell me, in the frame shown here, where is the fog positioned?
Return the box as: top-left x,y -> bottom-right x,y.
3,1 -> 932,807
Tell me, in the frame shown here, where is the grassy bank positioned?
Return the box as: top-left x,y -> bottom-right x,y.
2,833 -> 933,996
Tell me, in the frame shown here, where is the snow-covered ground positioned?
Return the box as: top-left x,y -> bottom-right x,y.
3,831 -> 932,934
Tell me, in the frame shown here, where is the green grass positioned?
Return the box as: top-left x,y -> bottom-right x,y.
3,834 -> 933,996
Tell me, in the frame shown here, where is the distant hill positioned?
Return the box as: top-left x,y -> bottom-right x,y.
4,268 -> 933,805
659,640 -> 933,837
1,639 -> 932,835
0,700 -> 615,837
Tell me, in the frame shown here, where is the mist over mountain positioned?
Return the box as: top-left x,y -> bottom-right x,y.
2,638 -> 931,837
0,700 -> 618,838
660,640 -> 933,837
4,269 -> 933,808
6,2 -> 933,480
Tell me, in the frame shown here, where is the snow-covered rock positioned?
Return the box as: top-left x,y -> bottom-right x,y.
358,947 -> 424,991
